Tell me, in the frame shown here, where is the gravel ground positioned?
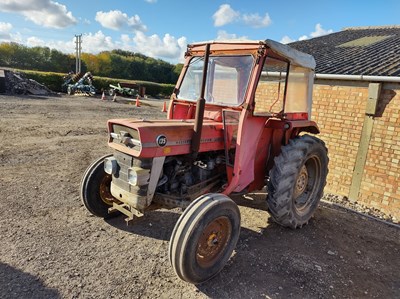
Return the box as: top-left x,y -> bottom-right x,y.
322,194 -> 398,224
0,94 -> 399,299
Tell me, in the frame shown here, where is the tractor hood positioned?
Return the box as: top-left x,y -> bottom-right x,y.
107,118 -> 224,158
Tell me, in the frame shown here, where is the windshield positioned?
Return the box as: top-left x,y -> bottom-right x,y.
177,55 -> 254,106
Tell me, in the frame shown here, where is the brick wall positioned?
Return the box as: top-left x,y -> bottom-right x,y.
359,85 -> 400,217
311,80 -> 400,219
311,83 -> 368,195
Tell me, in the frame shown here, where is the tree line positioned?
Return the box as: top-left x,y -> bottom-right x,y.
0,42 -> 183,84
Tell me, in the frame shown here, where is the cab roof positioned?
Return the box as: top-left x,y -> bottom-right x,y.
188,39 -> 316,70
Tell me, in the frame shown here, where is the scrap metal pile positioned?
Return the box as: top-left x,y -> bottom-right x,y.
62,72 -> 96,96
1,69 -> 53,95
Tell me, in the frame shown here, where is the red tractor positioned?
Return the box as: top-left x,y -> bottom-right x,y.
81,39 -> 328,284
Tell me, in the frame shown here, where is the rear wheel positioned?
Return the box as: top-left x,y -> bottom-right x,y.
169,193 -> 241,284
267,135 -> 328,228
80,154 -> 118,218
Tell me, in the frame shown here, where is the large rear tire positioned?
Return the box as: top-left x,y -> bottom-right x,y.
80,154 -> 118,218
267,135 -> 328,228
169,193 -> 241,284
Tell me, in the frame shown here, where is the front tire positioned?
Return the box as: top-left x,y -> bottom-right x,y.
169,193 -> 241,284
80,154 -> 118,218
267,135 -> 328,228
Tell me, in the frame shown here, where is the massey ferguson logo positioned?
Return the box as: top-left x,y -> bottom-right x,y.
156,135 -> 167,147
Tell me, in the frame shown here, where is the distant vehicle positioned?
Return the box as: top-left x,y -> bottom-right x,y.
108,82 -> 138,97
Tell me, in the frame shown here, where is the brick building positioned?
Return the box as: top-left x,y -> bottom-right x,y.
289,26 -> 400,220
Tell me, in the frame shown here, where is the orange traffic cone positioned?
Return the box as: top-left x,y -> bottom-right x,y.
101,91 -> 106,100
161,101 -> 167,112
135,95 -> 141,107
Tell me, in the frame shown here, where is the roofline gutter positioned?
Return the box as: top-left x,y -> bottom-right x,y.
314,73 -> 400,83
263,71 -> 400,83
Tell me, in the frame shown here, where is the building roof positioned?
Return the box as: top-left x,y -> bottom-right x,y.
289,26 -> 400,76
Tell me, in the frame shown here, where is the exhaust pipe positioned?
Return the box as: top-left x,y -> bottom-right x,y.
191,43 -> 210,159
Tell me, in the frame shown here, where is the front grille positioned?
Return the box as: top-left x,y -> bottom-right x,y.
112,151 -> 151,196
111,125 -> 141,150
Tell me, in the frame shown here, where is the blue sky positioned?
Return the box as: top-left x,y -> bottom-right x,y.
0,0 -> 399,63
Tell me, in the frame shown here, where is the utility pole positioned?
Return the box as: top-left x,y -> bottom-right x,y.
75,34 -> 82,74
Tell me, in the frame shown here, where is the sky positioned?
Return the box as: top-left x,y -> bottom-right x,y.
0,0 -> 399,64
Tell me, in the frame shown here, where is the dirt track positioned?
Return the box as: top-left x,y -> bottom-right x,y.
0,94 -> 399,299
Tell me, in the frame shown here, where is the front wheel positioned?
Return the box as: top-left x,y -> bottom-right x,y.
80,154 -> 118,218
169,193 -> 241,284
267,135 -> 328,228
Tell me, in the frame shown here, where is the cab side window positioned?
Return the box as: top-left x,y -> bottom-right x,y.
254,57 -> 288,116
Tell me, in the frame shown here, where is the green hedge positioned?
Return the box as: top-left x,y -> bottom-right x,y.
93,76 -> 175,97
22,70 -> 65,92
21,70 -> 175,97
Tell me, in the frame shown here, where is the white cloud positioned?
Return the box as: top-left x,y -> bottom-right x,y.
0,22 -> 12,39
213,4 -> 272,29
83,18 -> 91,25
26,36 -> 45,47
24,31 -> 114,54
281,23 -> 334,44
24,35 -> 74,51
280,35 -> 294,44
242,13 -> 271,28
82,31 -> 117,53
145,0 -> 157,3
121,34 -> 131,44
310,23 -> 333,38
11,30 -> 187,63
95,10 -> 147,32
133,32 -> 187,61
216,30 -> 248,41
0,0 -> 77,29
213,4 -> 240,27
216,30 -> 238,40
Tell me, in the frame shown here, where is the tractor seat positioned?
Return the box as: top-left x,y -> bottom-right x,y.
203,110 -> 222,122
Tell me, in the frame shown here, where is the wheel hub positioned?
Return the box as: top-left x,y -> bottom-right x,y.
99,174 -> 114,205
196,216 -> 232,268
294,165 -> 308,199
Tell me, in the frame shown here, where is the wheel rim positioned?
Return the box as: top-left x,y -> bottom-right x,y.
99,174 -> 114,206
196,216 -> 232,268
294,165 -> 308,198
293,155 -> 321,214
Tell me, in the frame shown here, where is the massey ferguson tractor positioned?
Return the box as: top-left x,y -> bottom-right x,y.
81,39 -> 328,284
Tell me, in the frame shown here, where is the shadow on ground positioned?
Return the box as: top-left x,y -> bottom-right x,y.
0,262 -> 61,299
196,206 -> 400,298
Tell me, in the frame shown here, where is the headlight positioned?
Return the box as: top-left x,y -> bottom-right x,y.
127,167 -> 150,186
127,168 -> 138,185
104,157 -> 117,174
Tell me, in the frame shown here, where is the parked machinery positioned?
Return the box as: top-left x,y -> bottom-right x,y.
63,72 -> 96,96
108,82 -> 139,97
